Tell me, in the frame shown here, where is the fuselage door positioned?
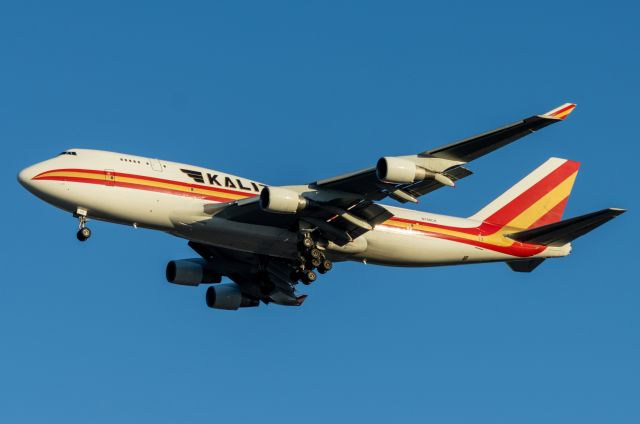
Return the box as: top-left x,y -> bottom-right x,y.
150,159 -> 163,172
105,169 -> 115,186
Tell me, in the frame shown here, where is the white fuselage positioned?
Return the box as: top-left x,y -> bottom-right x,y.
18,149 -> 569,267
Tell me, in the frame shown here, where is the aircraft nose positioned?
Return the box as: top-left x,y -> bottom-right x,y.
18,166 -> 33,187
17,164 -> 40,190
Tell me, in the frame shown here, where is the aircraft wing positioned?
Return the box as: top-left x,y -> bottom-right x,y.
313,164 -> 473,203
314,103 -> 576,202
423,103 -> 576,162
214,196 -> 392,246
212,103 -> 576,246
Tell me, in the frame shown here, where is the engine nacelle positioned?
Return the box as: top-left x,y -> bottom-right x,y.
376,157 -> 428,184
260,186 -> 308,214
205,284 -> 259,310
166,259 -> 222,286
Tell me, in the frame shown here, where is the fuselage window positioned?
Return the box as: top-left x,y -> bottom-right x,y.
119,157 -> 142,164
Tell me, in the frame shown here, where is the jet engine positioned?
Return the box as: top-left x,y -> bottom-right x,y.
205,284 -> 259,310
376,157 -> 427,184
376,157 -> 454,186
260,186 -> 308,214
166,259 -> 222,286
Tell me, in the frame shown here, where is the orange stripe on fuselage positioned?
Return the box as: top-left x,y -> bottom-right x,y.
32,168 -> 552,258
33,168 -> 257,202
378,218 -> 546,257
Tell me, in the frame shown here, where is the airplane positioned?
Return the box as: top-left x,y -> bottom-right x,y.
17,103 -> 625,310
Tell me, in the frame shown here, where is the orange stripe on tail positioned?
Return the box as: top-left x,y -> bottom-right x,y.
470,158 -> 580,230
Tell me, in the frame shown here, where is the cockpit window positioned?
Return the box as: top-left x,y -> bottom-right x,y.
58,151 -> 78,156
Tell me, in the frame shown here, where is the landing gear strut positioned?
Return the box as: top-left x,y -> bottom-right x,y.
75,211 -> 91,242
294,232 -> 333,285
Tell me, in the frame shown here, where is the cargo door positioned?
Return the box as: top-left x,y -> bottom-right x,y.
150,159 -> 163,172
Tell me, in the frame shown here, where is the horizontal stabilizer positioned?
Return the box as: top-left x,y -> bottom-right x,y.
505,208 -> 625,247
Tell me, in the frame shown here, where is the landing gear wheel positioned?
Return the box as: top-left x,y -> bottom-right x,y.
301,270 -> 317,285
301,237 -> 314,249
309,248 -> 321,259
318,259 -> 333,274
308,257 -> 322,268
76,227 -> 91,241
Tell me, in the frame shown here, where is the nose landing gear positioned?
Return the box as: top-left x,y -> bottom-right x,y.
75,209 -> 92,242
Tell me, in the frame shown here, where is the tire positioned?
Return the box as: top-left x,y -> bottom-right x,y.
309,248 -> 321,259
304,270 -> 317,283
76,228 -> 91,241
309,257 -> 321,268
302,237 -> 314,249
318,259 -> 333,274
321,259 -> 332,271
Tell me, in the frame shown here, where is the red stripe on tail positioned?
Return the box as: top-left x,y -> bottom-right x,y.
483,160 -> 580,227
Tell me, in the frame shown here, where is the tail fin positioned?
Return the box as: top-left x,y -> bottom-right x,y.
470,158 -> 581,230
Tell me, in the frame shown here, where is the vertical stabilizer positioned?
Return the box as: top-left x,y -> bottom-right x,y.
470,158 -> 580,230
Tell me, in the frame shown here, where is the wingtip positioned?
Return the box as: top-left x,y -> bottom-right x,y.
542,103 -> 577,120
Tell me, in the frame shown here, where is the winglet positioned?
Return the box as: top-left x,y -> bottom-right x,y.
542,103 -> 577,120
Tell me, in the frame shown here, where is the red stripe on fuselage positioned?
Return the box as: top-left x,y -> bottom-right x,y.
34,168 -> 548,257
415,229 -> 545,256
377,222 -> 546,257
36,175 -> 249,203
34,168 -> 258,197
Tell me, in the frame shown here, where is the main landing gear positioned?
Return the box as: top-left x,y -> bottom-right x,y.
75,210 -> 92,242
291,232 -> 333,285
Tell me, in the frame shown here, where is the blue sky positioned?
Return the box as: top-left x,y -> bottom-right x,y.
1,1 -> 637,423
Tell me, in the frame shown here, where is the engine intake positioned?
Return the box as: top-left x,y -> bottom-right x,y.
205,284 -> 259,310
260,186 -> 308,214
376,157 -> 427,184
166,259 -> 221,286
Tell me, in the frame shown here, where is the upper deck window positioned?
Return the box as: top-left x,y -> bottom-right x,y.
58,151 -> 77,156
